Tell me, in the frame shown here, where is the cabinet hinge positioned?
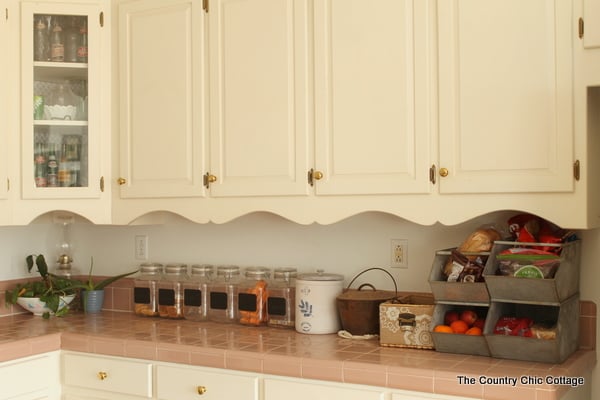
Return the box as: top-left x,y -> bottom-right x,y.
5,7 -> 8,21
573,160 -> 580,181
429,165 -> 437,185
100,176 -> 105,192
202,0 -> 209,13
6,178 -> 9,191
579,17 -> 584,39
99,11 -> 104,27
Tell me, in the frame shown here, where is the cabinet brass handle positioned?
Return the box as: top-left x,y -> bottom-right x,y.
439,167 -> 449,177
197,386 -> 207,395
207,174 -> 217,183
117,177 -> 127,185
98,371 -> 108,380
312,170 -> 324,180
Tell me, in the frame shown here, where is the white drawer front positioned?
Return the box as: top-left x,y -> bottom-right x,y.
0,353 -> 57,400
156,364 -> 259,400
264,377 -> 386,400
62,353 -> 152,398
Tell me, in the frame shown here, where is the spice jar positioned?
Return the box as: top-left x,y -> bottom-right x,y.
267,267 -> 297,328
207,265 -> 241,323
157,264 -> 188,319
238,267 -> 271,326
133,263 -> 163,317
183,264 -> 213,321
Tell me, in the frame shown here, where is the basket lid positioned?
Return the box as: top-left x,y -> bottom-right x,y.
337,284 -> 397,301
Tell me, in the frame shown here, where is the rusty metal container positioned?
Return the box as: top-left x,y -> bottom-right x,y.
336,268 -> 397,336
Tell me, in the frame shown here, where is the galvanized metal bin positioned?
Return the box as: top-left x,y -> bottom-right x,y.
484,294 -> 579,364
431,303 -> 490,356
483,240 -> 581,305
429,248 -> 490,305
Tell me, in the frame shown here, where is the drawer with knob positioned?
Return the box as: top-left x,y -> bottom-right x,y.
156,364 -> 259,400
62,352 -> 153,398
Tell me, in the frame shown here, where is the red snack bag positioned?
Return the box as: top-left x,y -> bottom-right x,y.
493,316 -> 533,337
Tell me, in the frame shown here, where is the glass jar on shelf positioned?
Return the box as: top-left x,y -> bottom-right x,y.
45,82 -> 79,121
33,15 -> 49,62
267,267 -> 297,329
157,263 -> 188,319
238,267 -> 271,326
183,264 -> 214,321
133,263 -> 163,317
207,265 -> 241,323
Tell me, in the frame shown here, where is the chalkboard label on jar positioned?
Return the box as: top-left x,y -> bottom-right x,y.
209,291 -> 228,310
184,289 -> 202,307
267,297 -> 287,316
238,293 -> 258,312
134,287 -> 151,304
158,288 -> 175,306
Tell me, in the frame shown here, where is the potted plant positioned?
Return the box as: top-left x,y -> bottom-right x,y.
5,254 -> 78,318
71,257 -> 138,313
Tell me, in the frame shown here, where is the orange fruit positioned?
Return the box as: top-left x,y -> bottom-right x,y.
465,326 -> 483,336
450,320 -> 469,334
433,324 -> 453,333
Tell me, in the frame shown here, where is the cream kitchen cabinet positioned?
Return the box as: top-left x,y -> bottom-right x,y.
437,0 -> 574,194
313,0 -> 432,196
582,0 -> 600,49
0,351 -> 61,400
263,377 -> 386,400
156,363 -> 260,400
0,0 -> 12,225
61,351 -> 152,400
115,0 -> 310,223
207,0 -> 311,198
15,0 -> 111,224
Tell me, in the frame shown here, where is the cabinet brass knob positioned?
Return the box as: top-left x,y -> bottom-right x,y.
197,386 -> 207,395
207,174 -> 217,183
98,371 -> 108,380
439,168 -> 449,177
312,170 -> 324,180
117,177 -> 127,185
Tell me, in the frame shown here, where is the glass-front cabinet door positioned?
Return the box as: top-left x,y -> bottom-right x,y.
21,2 -> 103,200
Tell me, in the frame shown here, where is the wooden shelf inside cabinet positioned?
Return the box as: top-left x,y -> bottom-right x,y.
34,120 -> 89,127
34,61 -> 88,80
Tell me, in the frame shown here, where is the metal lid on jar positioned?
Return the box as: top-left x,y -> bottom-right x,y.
216,265 -> 240,277
164,263 -> 188,275
139,263 -> 163,275
190,264 -> 214,276
244,266 -> 271,279
273,267 -> 297,280
296,269 -> 344,281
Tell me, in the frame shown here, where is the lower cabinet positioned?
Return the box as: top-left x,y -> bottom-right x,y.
156,364 -> 259,400
61,352 -> 152,400
0,351 -> 60,400
59,352 -> 482,400
263,377 -> 386,400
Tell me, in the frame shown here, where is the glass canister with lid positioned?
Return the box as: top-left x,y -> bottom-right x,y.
267,267 -> 297,328
157,263 -> 188,319
238,266 -> 271,326
133,263 -> 163,317
183,264 -> 213,321
207,265 -> 241,323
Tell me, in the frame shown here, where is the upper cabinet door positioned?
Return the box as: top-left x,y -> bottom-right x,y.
0,2 -> 9,204
583,0 -> 600,49
22,2 -> 105,200
208,0 -> 311,197
438,0 -> 574,194
313,0 -> 432,195
119,0 -> 207,198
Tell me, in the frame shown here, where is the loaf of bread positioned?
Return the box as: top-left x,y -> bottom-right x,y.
443,228 -> 501,276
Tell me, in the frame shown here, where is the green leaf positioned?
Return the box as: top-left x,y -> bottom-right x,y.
26,255 -> 34,273
36,254 -> 49,277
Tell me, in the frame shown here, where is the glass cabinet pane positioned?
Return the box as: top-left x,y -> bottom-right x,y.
32,14 -> 89,189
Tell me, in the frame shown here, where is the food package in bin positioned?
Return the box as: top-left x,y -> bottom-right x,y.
496,248 -> 561,279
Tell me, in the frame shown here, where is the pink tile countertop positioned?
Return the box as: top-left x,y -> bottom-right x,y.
0,311 -> 595,400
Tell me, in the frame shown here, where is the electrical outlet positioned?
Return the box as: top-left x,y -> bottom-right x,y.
135,235 -> 148,260
390,239 -> 408,268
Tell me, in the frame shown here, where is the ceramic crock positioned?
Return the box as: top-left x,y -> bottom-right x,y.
295,270 -> 344,334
